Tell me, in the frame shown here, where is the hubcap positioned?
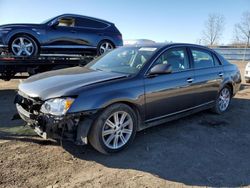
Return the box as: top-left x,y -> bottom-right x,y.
99,42 -> 113,54
218,88 -> 230,112
102,111 -> 133,149
11,37 -> 34,56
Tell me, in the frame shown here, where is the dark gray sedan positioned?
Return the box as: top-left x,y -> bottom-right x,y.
15,43 -> 241,154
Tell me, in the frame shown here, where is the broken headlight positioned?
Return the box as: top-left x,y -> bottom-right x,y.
40,98 -> 75,116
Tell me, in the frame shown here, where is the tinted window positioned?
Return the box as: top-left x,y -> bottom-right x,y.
191,49 -> 214,68
154,48 -> 189,72
58,17 -> 75,27
76,18 -> 108,28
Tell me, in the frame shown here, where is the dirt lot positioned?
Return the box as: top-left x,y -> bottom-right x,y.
0,61 -> 250,188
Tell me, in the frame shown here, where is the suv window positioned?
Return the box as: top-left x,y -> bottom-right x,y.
154,48 -> 189,72
75,18 -> 108,28
191,49 -> 214,68
58,17 -> 75,27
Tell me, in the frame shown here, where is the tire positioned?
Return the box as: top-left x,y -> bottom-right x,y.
97,40 -> 114,55
88,103 -> 137,154
212,86 -> 232,114
10,35 -> 39,57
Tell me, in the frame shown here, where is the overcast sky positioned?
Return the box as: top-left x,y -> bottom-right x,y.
0,0 -> 249,44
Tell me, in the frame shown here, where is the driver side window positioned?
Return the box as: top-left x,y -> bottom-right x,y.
58,17 -> 75,27
154,48 -> 189,72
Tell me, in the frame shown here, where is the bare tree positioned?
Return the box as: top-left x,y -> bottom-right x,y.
202,14 -> 225,46
234,11 -> 250,47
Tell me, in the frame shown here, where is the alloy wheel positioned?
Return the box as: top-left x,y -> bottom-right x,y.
218,87 -> 231,112
11,37 -> 34,56
102,111 -> 133,149
99,42 -> 113,54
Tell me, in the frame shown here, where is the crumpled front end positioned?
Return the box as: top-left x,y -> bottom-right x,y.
14,92 -> 92,145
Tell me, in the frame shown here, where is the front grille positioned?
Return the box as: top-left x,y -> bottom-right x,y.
15,92 -> 42,114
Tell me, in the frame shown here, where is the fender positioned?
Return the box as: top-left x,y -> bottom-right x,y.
67,80 -> 146,120
5,28 -> 44,45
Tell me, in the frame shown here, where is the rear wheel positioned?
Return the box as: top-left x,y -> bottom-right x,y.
212,86 -> 232,114
97,40 -> 114,55
88,103 -> 137,154
10,35 -> 38,57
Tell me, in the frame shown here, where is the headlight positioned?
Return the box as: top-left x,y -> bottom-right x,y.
40,98 -> 75,116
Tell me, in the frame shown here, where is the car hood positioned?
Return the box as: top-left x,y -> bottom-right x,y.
18,66 -> 127,100
0,23 -> 42,28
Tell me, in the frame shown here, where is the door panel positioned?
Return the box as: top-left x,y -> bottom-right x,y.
190,48 -> 224,106
144,47 -> 196,121
74,18 -> 102,47
193,66 -> 224,105
144,70 -> 196,121
45,17 -> 80,46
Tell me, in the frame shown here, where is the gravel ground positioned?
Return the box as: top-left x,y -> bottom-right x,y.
0,61 -> 250,188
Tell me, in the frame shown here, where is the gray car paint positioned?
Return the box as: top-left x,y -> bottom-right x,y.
17,43 -> 242,127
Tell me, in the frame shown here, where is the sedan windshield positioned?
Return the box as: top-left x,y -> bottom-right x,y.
87,47 -> 158,75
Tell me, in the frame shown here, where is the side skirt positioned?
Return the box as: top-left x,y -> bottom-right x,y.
139,101 -> 215,130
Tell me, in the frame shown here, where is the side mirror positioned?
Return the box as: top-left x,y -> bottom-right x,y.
148,64 -> 172,76
49,19 -> 59,28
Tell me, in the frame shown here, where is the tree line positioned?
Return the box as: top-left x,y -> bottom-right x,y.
200,11 -> 250,47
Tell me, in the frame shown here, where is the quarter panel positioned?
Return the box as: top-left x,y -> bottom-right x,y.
221,64 -> 241,95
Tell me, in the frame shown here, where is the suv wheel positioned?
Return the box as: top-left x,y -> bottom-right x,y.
97,40 -> 114,55
10,35 -> 38,57
212,86 -> 232,114
88,103 -> 137,154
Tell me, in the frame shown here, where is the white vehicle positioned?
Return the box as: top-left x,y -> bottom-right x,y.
245,62 -> 250,83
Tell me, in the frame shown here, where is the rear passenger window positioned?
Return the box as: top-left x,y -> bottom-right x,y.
76,18 -> 108,28
191,49 -> 214,69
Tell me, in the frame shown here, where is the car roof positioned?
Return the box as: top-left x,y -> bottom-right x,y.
124,43 -> 215,52
58,14 -> 113,25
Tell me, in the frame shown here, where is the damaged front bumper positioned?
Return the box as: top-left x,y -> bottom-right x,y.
15,94 -> 93,145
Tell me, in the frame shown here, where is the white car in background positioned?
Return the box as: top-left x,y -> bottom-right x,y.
245,62 -> 250,83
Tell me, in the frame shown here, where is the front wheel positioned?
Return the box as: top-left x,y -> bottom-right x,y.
88,103 -> 137,154
10,35 -> 38,57
212,86 -> 232,114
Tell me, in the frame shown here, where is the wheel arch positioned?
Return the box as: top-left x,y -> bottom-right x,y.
83,100 -> 143,134
104,101 -> 143,131
220,81 -> 234,96
225,82 -> 234,96
98,38 -> 116,48
8,32 -> 41,52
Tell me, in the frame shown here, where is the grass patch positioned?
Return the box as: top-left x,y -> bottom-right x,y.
0,125 -> 36,136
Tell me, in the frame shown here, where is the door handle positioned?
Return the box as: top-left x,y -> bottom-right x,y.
70,30 -> 76,33
187,78 -> 194,83
218,72 -> 224,77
